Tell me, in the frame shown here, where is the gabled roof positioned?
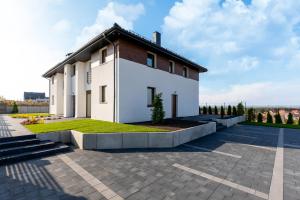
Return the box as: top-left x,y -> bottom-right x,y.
43,23 -> 207,78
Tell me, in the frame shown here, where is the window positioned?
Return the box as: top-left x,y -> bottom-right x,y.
51,95 -> 54,105
183,67 -> 188,78
87,64 -> 92,84
101,49 -> 107,64
51,77 -> 54,85
147,87 -> 155,107
169,61 -> 174,73
71,65 -> 76,76
99,85 -> 107,103
147,53 -> 155,68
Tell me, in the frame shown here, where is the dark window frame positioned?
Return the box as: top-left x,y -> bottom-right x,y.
169,61 -> 175,73
146,53 -> 155,68
101,48 -> 107,64
147,87 -> 156,107
99,85 -> 107,103
183,67 -> 188,78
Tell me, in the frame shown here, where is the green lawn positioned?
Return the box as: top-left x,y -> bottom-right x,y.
241,121 -> 300,129
25,119 -> 169,133
10,113 -> 52,118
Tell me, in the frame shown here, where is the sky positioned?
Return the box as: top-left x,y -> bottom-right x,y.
0,0 -> 299,106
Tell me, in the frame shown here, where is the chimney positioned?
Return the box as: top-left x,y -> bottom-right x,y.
152,31 -> 161,46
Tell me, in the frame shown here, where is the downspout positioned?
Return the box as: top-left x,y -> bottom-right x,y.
103,33 -> 117,122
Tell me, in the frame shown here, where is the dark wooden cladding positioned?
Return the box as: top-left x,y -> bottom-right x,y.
118,39 -> 199,81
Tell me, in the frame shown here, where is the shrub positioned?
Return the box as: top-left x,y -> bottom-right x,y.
151,93 -> 165,124
11,102 -> 18,113
286,113 -> 294,125
267,112 -> 273,123
257,113 -> 263,123
221,106 -> 225,118
208,106 -> 212,115
275,112 -> 283,124
21,116 -> 44,125
237,102 -> 245,116
227,105 -> 232,115
247,108 -> 255,122
214,106 -> 218,115
203,106 -> 207,114
232,106 -> 237,116
298,117 -> 300,125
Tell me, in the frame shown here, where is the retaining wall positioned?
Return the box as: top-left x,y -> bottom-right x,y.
214,116 -> 246,127
1,106 -> 49,114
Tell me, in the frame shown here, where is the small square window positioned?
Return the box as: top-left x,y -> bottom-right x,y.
183,67 -> 188,78
169,61 -> 174,73
99,85 -> 107,103
101,49 -> 107,64
147,53 -> 155,68
147,87 -> 155,107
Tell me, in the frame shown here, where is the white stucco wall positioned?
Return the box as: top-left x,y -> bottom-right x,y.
75,62 -> 86,118
118,58 -> 199,123
49,73 -> 64,115
64,64 -> 73,117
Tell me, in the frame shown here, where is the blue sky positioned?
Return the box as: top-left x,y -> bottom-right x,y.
0,0 -> 299,106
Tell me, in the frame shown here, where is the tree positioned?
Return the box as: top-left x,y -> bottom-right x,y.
233,106 -> 237,116
275,112 -> 283,124
227,105 -> 232,115
208,106 -> 212,115
203,106 -> 207,115
151,93 -> 165,124
286,113 -> 294,125
257,113 -> 263,123
11,102 -> 18,113
214,106 -> 218,115
247,108 -> 255,122
237,102 -> 245,116
267,112 -> 273,123
221,106 -> 225,118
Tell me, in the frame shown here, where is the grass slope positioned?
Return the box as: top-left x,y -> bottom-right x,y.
25,119 -> 169,133
10,113 -> 52,118
242,122 -> 300,129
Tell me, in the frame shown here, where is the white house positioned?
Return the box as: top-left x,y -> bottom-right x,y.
43,23 -> 207,123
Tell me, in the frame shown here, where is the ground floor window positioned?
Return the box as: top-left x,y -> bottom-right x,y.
99,85 -> 107,103
147,87 -> 156,107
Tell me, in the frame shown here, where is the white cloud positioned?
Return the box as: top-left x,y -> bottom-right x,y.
52,19 -> 71,33
75,2 -> 145,48
199,81 -> 300,106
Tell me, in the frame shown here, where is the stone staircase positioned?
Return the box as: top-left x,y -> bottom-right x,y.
0,135 -> 70,165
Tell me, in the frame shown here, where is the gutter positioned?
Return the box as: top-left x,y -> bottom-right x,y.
103,33 -> 117,123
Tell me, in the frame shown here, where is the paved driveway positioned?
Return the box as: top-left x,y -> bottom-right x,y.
0,124 -> 300,200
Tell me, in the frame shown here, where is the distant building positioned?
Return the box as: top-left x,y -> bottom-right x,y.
24,92 -> 49,102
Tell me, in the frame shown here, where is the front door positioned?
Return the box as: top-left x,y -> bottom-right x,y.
86,91 -> 91,118
172,94 -> 177,118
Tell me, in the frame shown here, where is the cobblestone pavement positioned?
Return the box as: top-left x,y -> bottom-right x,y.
1,123 -> 300,200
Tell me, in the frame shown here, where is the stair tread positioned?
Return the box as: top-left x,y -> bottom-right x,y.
0,141 -> 54,152
0,134 -> 36,143
0,138 -> 40,146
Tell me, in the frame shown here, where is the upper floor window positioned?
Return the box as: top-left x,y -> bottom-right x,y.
169,61 -> 175,73
99,85 -> 107,103
183,67 -> 188,78
71,65 -> 76,76
101,49 -> 107,64
147,87 -> 156,107
87,64 -> 92,84
147,53 -> 155,68
51,77 -> 54,85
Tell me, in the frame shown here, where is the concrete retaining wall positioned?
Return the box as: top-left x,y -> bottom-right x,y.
37,122 -> 216,150
3,106 -> 49,114
214,116 -> 246,127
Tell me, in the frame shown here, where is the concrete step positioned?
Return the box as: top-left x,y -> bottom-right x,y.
0,139 -> 41,150
0,134 -> 36,143
0,144 -> 70,166
0,141 -> 56,157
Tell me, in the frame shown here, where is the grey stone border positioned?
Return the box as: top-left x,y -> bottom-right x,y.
213,116 -> 246,127
36,122 -> 216,150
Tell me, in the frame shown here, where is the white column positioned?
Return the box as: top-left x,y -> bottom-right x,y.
64,64 -> 72,117
75,61 -> 86,118
55,73 -> 64,115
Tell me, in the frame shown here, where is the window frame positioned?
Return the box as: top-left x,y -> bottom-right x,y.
169,60 -> 175,73
147,87 -> 156,107
99,85 -> 107,104
71,65 -> 76,77
183,66 -> 188,78
101,48 -> 107,64
146,52 -> 156,68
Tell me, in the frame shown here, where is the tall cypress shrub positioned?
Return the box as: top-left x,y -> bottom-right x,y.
257,113 -> 263,123
11,102 -> 18,113
267,112 -> 273,123
214,106 -> 218,115
208,106 -> 212,115
151,93 -> 165,124
286,113 -> 294,125
298,117 -> 300,125
237,102 -> 245,116
275,112 -> 283,124
227,105 -> 232,115
221,106 -> 225,118
247,108 -> 255,122
232,106 -> 237,116
203,106 -> 207,115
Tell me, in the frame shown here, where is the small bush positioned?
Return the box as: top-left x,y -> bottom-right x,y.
286,113 -> 294,125
227,105 -> 232,115
214,106 -> 218,115
267,112 -> 273,123
208,106 -> 212,115
11,102 -> 18,113
21,116 -> 44,125
151,93 -> 165,124
275,112 -> 283,124
221,106 -> 225,118
237,102 -> 245,116
247,108 -> 255,122
203,106 -> 207,114
233,106 -> 237,116
257,113 -> 263,123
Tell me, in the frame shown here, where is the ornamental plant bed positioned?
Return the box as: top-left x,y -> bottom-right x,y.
130,119 -> 206,131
